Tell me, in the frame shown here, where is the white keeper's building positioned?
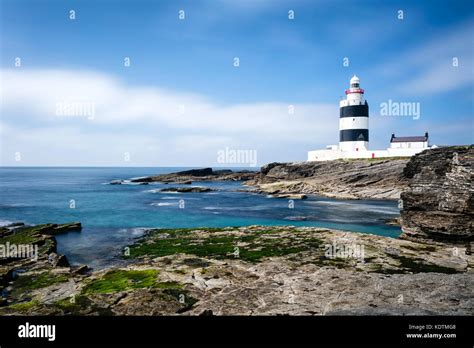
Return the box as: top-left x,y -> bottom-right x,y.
307,75 -> 436,161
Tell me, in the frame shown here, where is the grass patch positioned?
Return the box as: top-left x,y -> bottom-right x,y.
239,246 -> 306,262
54,295 -> 113,315
128,228 -> 323,263
1,225 -> 58,255
55,295 -> 89,311
82,269 -> 159,294
12,272 -> 69,295
1,229 -> 40,245
80,269 -> 198,312
129,237 -> 234,259
7,299 -> 39,312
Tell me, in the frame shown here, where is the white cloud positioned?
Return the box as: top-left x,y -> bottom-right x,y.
374,21 -> 474,96
398,63 -> 473,95
0,68 -> 338,166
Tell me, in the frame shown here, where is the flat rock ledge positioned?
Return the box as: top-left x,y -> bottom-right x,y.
245,158 -> 410,200
1,225 -> 472,316
129,167 -> 257,184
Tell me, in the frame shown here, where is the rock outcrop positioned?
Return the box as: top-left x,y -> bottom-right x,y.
0,223 -> 83,309
246,158 -> 409,200
1,225 -> 472,316
130,168 -> 257,184
400,146 -> 474,244
113,158 -> 410,200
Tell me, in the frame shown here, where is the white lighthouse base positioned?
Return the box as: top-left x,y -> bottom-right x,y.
307,146 -> 436,162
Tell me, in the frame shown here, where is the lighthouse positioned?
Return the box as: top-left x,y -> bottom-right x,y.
339,75 -> 369,152
307,75 -> 433,161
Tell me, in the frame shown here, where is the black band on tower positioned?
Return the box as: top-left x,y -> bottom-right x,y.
340,104 -> 369,118
339,129 -> 369,142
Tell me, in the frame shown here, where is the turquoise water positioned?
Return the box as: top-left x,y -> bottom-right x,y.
0,167 -> 401,268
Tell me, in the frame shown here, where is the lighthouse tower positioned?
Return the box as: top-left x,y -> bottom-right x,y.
339,75 -> 369,152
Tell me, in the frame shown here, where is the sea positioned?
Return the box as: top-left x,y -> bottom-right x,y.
0,167 -> 401,269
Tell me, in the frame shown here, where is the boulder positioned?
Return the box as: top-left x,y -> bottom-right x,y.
73,265 -> 91,275
48,252 -> 70,267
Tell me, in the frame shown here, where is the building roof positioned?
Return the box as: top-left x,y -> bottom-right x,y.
390,133 -> 428,143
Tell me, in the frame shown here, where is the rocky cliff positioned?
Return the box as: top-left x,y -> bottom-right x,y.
247,147 -> 473,243
247,158 -> 410,200
400,146 -> 474,244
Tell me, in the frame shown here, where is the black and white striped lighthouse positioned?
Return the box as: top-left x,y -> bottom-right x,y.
339,75 -> 369,152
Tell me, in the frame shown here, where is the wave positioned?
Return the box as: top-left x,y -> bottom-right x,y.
0,203 -> 32,208
117,227 -> 149,236
0,219 -> 15,227
283,216 -> 308,221
143,189 -> 189,194
146,195 -> 200,201
150,202 -> 179,207
310,201 -> 399,214
203,205 -> 269,211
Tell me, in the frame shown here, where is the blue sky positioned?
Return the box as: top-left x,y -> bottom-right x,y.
0,0 -> 473,166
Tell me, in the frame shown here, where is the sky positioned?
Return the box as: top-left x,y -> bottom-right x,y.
0,0 -> 473,166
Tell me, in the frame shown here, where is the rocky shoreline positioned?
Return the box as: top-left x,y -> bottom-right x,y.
1,223 -> 472,315
118,146 -> 473,239
114,159 -> 409,200
1,145 -> 472,315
